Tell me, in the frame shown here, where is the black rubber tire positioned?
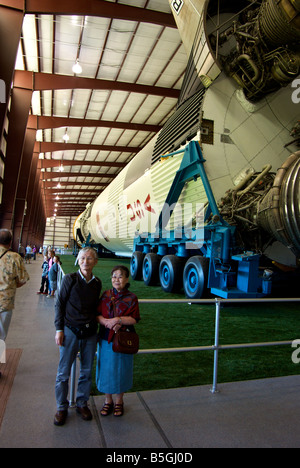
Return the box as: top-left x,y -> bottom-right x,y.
183,256 -> 209,299
142,253 -> 161,286
159,255 -> 185,293
130,251 -> 145,281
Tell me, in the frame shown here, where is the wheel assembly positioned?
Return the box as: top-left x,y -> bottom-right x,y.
183,256 -> 209,299
142,253 -> 161,286
130,251 -> 145,281
159,255 -> 186,293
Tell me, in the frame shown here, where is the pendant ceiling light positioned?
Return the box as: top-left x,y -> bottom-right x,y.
72,60 -> 82,75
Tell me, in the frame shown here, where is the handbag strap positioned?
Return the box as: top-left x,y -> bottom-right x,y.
110,290 -> 117,317
110,292 -> 125,328
0,249 -> 9,261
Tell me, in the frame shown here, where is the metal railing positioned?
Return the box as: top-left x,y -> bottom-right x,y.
68,294 -> 300,404
139,298 -> 300,393
57,264 -> 300,399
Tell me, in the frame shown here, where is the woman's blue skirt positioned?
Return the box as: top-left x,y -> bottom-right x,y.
96,339 -> 134,394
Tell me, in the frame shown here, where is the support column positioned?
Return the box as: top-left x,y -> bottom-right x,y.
21,152 -> 40,245
31,194 -> 46,247
11,127 -> 37,252
0,86 -> 33,231
0,4 -> 24,140
28,179 -> 43,246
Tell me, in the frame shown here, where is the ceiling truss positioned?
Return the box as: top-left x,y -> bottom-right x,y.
0,0 -> 187,222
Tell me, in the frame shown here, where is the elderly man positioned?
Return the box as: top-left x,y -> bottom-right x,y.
54,247 -> 102,426
0,229 -> 30,378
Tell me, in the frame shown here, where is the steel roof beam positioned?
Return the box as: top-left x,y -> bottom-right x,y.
46,188 -> 102,194
1,0 -> 176,28
34,142 -> 141,154
14,71 -> 180,99
44,181 -> 109,188
28,115 -> 162,133
46,197 -> 95,201
41,171 -> 116,180
40,160 -> 126,169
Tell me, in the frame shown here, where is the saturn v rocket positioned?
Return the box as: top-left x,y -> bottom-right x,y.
74,0 -> 300,283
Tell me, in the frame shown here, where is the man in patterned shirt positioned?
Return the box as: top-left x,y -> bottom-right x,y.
0,229 -> 30,378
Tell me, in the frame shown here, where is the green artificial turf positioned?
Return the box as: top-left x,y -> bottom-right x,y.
59,255 -> 300,393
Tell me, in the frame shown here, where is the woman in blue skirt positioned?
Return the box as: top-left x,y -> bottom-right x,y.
96,265 -> 140,417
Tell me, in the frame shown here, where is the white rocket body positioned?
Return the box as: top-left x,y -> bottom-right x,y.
74,0 -> 300,266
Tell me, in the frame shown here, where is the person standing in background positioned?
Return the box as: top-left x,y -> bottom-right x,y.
25,244 -> 32,264
18,244 -> 25,261
0,229 -> 30,378
48,255 -> 61,297
37,255 -> 49,295
47,250 -> 55,295
32,245 -> 37,261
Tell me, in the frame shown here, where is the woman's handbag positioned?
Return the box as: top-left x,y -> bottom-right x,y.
112,328 -> 139,354
110,293 -> 139,354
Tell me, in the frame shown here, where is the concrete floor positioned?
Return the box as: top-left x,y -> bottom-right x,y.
0,258 -> 299,448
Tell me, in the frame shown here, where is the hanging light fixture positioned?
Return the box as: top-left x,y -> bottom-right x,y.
72,59 -> 82,75
63,132 -> 69,142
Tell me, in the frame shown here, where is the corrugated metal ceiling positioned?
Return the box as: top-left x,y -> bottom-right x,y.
15,0 -> 188,218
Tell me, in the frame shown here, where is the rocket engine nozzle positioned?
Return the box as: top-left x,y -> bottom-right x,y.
258,0 -> 300,48
206,0 -> 300,100
257,151 -> 300,258
218,151 -> 300,260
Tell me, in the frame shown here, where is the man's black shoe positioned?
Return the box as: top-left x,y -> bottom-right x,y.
54,410 -> 68,426
76,406 -> 93,421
